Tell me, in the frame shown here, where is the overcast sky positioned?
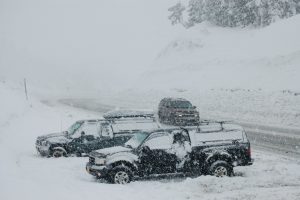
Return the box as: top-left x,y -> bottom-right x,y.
0,0 -> 178,92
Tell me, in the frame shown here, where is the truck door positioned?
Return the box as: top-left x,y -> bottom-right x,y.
68,121 -> 100,154
139,132 -> 177,174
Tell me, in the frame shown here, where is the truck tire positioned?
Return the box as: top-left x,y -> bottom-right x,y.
110,166 -> 133,184
52,149 -> 67,158
209,161 -> 233,177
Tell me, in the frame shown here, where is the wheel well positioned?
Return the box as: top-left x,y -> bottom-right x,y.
201,152 -> 232,174
50,146 -> 67,155
206,154 -> 232,164
110,161 -> 136,172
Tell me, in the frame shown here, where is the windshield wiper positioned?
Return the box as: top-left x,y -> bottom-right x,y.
125,144 -> 133,149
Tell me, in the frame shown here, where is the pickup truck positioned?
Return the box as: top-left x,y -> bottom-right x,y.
86,123 -> 253,184
36,115 -> 159,157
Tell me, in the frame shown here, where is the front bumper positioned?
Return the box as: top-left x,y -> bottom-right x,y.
246,159 -> 254,166
36,144 -> 50,156
86,162 -> 109,178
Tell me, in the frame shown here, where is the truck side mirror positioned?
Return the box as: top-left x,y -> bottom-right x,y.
81,131 -> 85,136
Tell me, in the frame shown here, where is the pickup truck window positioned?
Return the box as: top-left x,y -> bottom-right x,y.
143,133 -> 172,150
73,122 -> 100,138
67,121 -> 83,135
100,124 -> 113,138
170,101 -> 192,109
125,132 -> 149,149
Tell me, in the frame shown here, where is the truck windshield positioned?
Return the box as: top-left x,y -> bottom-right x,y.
124,132 -> 149,149
67,121 -> 83,135
171,101 -> 193,109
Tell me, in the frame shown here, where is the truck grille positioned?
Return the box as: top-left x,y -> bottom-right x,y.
182,114 -> 196,117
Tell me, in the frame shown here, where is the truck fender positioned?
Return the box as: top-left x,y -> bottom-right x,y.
205,151 -> 232,164
52,147 -> 67,155
109,160 -> 138,172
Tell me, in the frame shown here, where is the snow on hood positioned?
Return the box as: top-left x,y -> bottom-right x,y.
45,136 -> 71,144
95,146 -> 132,156
37,132 -> 70,144
37,132 -> 66,140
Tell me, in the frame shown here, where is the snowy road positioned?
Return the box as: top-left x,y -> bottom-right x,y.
240,123 -> 300,158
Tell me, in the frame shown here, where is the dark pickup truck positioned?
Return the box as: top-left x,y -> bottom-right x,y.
86,123 -> 253,184
36,115 -> 159,157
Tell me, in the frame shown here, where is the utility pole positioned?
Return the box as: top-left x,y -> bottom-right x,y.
24,78 -> 28,101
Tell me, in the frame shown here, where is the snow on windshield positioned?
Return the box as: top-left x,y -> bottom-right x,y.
171,101 -> 192,109
125,132 -> 149,149
67,121 -> 83,135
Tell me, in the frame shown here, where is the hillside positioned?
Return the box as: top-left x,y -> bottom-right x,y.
141,15 -> 300,91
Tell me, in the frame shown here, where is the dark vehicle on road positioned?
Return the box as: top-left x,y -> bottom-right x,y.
86,123 -> 253,184
36,113 -> 159,157
158,98 -> 200,126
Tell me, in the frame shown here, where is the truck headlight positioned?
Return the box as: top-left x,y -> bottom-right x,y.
95,158 -> 106,165
42,140 -> 49,146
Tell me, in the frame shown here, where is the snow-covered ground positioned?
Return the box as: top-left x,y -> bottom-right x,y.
1,82 -> 300,200
1,0 -> 300,199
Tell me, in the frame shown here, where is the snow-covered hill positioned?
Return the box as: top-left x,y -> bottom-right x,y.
142,15 -> 300,91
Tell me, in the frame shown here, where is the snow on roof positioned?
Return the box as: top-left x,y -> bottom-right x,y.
161,97 -> 189,102
103,109 -> 155,119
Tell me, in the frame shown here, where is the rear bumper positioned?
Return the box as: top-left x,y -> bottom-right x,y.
86,162 -> 109,178
246,159 -> 254,166
236,158 -> 254,166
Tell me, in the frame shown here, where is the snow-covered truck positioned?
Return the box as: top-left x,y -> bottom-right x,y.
36,111 -> 159,157
86,123 -> 253,184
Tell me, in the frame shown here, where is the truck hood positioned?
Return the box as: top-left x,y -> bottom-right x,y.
94,146 -> 132,156
37,132 -> 70,144
90,146 -> 139,167
173,108 -> 198,113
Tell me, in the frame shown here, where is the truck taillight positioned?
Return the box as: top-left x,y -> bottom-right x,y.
247,147 -> 251,158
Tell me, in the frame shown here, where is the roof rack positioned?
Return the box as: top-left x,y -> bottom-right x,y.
103,110 -> 155,120
198,120 -> 233,131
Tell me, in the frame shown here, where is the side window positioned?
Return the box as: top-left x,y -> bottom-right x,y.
143,133 -> 172,150
81,122 -> 100,138
100,123 -> 113,138
171,130 -> 190,143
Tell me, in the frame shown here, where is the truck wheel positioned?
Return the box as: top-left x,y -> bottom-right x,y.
209,161 -> 233,177
52,149 -> 67,158
110,166 -> 133,184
